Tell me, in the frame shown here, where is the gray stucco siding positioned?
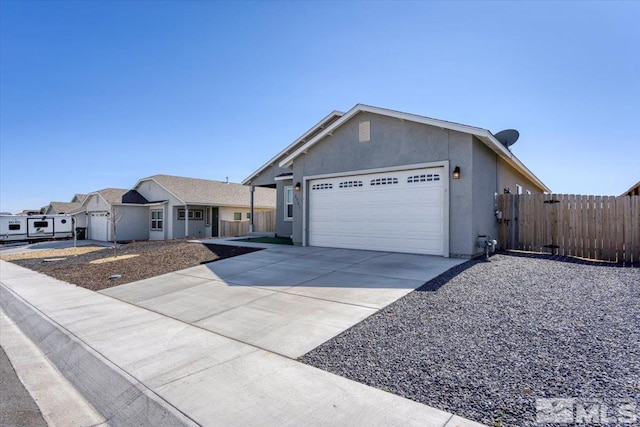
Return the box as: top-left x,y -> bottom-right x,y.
471,138 -> 500,256
446,132 -> 475,256
295,112 -> 451,177
497,157 -> 544,195
289,112 -> 478,253
247,164 -> 290,188
259,109 -> 543,257
276,180 -> 293,238
112,205 -> 150,241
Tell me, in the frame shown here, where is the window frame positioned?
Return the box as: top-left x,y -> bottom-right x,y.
150,209 -> 163,231
177,209 -> 204,220
233,212 -> 242,221
284,185 -> 293,221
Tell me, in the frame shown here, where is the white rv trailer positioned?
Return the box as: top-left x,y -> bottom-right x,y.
0,214 -> 74,243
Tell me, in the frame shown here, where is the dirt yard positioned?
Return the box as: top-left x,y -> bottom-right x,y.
2,240 -> 260,291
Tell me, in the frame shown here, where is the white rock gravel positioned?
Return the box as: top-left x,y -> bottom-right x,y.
301,254 -> 640,426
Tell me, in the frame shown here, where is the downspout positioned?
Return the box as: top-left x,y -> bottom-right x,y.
250,186 -> 255,233
185,206 -> 189,238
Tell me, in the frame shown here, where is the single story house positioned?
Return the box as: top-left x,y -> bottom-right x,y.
44,201 -> 83,215
243,104 -> 550,258
131,174 -> 276,240
41,194 -> 89,227
71,194 -> 87,204
82,188 -> 150,241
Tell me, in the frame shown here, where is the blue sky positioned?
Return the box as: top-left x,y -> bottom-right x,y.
1,0 -> 638,214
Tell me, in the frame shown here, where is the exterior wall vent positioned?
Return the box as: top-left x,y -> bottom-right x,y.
359,121 -> 370,143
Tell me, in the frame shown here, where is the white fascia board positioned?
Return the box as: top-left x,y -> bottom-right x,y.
279,104 -> 490,168
81,191 -> 111,209
274,174 -> 293,181
279,103 -> 550,192
242,110 -> 344,185
135,177 -> 186,205
80,192 -> 98,208
475,132 -> 551,192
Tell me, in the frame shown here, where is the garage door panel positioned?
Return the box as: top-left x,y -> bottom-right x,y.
308,167 -> 446,256
89,212 -> 109,241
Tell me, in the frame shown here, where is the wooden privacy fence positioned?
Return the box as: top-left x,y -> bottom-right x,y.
497,194 -> 640,263
220,210 -> 276,237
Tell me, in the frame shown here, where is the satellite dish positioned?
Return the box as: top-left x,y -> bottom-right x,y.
494,129 -> 519,147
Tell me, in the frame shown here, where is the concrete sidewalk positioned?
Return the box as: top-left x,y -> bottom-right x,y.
1,248 -> 483,426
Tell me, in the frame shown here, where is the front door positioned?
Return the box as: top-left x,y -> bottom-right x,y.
211,207 -> 219,237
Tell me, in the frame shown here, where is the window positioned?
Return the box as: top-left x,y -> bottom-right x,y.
9,224 -> 20,230
246,212 -> 251,219
407,174 -> 440,183
516,184 -> 523,195
178,209 -> 204,220
370,177 -> 398,186
151,210 -> 163,231
33,221 -> 48,228
311,183 -> 333,190
339,180 -> 363,188
285,186 -> 293,221
233,212 -> 242,221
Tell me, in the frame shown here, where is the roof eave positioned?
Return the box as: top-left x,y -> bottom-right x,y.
621,180 -> 640,196
474,132 -> 551,193
279,104 -> 550,192
134,176 -> 187,205
242,110 -> 344,185
279,104 -> 489,168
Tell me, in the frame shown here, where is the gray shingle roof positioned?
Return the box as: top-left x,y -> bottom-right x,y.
71,194 -> 87,203
92,188 -> 149,205
145,175 -> 276,208
48,201 -> 83,214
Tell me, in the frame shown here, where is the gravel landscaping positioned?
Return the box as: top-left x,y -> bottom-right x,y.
302,254 -> 640,427
2,240 -> 260,291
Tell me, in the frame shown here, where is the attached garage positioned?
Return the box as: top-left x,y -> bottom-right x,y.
307,167 -> 447,255
89,212 -> 109,241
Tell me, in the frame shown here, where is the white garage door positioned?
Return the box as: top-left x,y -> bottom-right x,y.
308,168 -> 446,255
89,212 -> 109,241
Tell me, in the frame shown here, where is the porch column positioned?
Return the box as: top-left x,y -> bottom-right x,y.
249,186 -> 255,233
185,206 -> 189,238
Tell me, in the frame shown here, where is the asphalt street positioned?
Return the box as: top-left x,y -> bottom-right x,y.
0,345 -> 46,427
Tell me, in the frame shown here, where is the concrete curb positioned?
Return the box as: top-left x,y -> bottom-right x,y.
0,284 -> 197,427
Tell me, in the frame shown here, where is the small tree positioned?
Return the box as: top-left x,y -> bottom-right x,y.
108,208 -> 123,258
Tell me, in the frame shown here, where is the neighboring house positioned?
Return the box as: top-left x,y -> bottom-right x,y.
19,209 -> 42,216
622,180 -> 640,196
71,194 -> 87,204
44,201 -> 83,215
82,188 -> 150,242
43,194 -> 89,227
44,201 -> 87,228
243,104 -> 550,258
132,174 -> 276,240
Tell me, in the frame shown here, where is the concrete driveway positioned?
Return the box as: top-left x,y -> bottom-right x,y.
101,243 -> 464,358
1,244 -> 484,426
